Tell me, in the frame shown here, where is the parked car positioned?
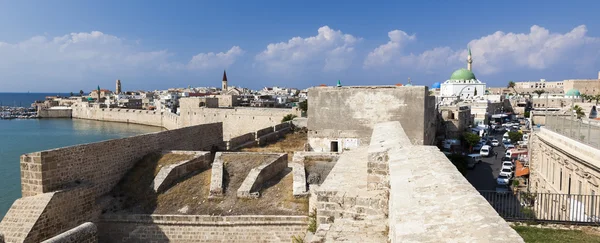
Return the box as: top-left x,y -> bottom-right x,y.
497,174 -> 511,185
505,144 -> 515,150
499,167 -> 514,178
473,142 -> 484,152
501,156 -> 512,162
502,141 -> 512,149
491,139 -> 500,147
480,145 -> 491,157
502,161 -> 515,170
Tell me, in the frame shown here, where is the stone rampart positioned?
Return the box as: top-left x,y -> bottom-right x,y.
274,122 -> 291,131
19,123 -> 223,198
209,152 -> 225,198
72,106 -> 167,127
152,151 -> 211,193
0,185 -> 94,243
385,121 -> 524,242
237,153 -> 288,198
38,108 -> 72,118
97,214 -> 308,242
41,222 -> 97,243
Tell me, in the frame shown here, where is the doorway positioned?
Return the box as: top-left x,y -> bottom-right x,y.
330,141 -> 339,152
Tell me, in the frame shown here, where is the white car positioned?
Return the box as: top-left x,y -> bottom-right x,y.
499,167 -> 513,178
497,174 -> 511,185
505,144 -> 515,151
491,139 -> 500,147
502,161 -> 515,170
480,145 -> 491,157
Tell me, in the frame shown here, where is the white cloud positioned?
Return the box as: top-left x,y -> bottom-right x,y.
256,26 -> 360,73
364,25 -> 600,75
0,31 -> 172,78
186,46 -> 244,70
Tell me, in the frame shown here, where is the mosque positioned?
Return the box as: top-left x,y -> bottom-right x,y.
436,49 -> 486,104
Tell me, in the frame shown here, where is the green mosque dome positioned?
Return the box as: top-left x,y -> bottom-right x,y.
450,68 -> 477,81
566,88 -> 581,97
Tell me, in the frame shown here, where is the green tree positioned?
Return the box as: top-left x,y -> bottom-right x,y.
462,132 -> 480,151
508,131 -> 523,143
524,111 -> 530,118
507,81 -> 518,95
282,114 -> 298,122
298,100 -> 308,113
592,94 -> 600,105
573,105 -> 585,119
70,92 -> 74,97
533,89 -> 545,98
79,90 -> 84,96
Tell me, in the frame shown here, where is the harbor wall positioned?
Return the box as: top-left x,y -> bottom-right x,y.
71,106 -> 177,129
38,108 -> 72,118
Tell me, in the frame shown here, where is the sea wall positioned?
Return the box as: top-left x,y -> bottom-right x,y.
38,108 -> 72,118
20,123 -> 223,198
97,214 -> 308,243
71,106 -> 178,129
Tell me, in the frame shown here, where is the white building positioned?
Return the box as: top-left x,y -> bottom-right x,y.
439,49 -> 486,104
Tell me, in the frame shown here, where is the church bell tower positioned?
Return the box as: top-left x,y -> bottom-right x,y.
222,70 -> 228,92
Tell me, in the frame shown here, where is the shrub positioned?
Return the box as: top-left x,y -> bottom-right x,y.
308,208 -> 317,233
282,114 -> 298,123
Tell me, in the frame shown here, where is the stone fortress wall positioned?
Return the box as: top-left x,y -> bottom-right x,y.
70,98 -> 301,140
0,123 -> 224,243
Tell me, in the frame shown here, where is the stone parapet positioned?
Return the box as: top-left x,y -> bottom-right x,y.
152,151 -> 211,193
41,222 -> 97,243
256,126 -> 275,138
227,132 -> 256,150
97,214 -> 308,243
237,153 -> 288,198
367,121 -> 413,192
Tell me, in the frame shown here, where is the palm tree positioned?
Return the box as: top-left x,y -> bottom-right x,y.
592,94 -> 600,106
533,89 -> 545,98
507,81 -> 517,96
79,90 -> 84,96
573,105 -> 585,119
580,94 -> 591,102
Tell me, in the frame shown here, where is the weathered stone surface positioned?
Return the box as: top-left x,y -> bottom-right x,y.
152,151 -> 211,193
41,222 -> 97,243
97,214 -> 308,243
209,152 -> 225,198
386,122 -> 524,242
237,153 -> 288,198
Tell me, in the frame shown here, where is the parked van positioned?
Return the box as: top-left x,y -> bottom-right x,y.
503,132 -> 510,141
505,148 -> 527,159
467,154 -> 483,169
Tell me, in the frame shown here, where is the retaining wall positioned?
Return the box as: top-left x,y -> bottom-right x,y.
227,132 -> 256,150
237,154 -> 288,198
152,151 -> 211,193
97,214 -> 308,243
41,222 -> 97,243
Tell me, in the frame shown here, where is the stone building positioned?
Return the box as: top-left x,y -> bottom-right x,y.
221,70 -> 228,92
529,122 -> 600,220
115,79 -> 122,94
307,85 -> 437,152
438,104 -> 472,139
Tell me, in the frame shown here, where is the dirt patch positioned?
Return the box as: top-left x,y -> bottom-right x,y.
111,153 -> 308,215
241,130 -> 307,160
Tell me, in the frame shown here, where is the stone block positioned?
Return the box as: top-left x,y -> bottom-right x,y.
209,152 -> 225,198
152,151 -> 211,193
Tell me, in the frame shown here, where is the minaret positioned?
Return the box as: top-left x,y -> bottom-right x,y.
467,48 -> 473,71
222,70 -> 228,92
116,79 -> 121,94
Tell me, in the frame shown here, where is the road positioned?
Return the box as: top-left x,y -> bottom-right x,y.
466,133 -> 506,191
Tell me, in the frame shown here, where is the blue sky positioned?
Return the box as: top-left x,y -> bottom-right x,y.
1,1 -> 600,92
